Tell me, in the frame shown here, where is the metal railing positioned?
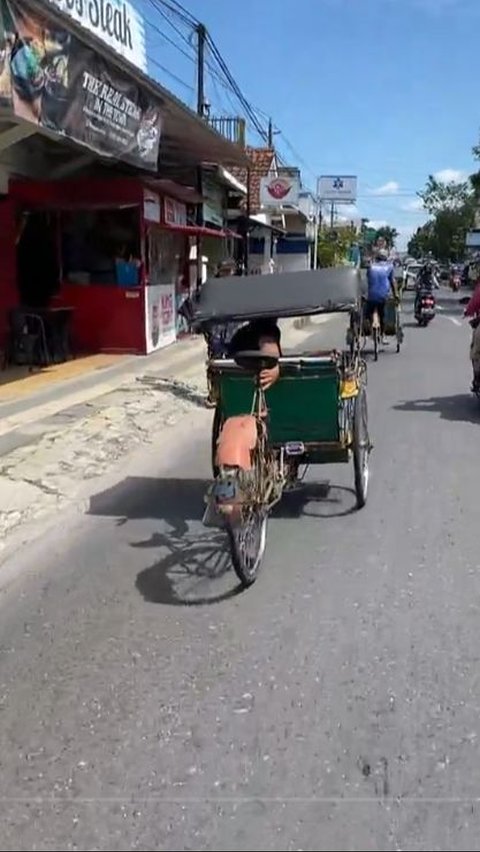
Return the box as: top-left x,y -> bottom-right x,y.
208,117 -> 246,147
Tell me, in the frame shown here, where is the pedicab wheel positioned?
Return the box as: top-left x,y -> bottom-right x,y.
227,508 -> 268,588
211,406 -> 223,477
353,386 -> 370,509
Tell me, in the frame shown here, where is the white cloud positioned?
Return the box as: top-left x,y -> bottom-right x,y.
367,220 -> 388,229
395,225 -> 417,251
369,181 -> 400,196
434,168 -> 466,183
401,198 -> 424,212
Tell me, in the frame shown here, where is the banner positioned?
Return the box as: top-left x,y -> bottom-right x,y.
0,0 -> 162,170
145,283 -> 176,353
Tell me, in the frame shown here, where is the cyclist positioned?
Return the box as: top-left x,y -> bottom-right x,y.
366,249 -> 396,345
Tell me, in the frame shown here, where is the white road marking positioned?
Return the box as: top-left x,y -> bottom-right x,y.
440,315 -> 462,326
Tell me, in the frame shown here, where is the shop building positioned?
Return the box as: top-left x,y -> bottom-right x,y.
0,0 -> 246,360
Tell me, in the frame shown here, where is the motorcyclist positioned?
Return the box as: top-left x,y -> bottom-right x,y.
415,262 -> 439,314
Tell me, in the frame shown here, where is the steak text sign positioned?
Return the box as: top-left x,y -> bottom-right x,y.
45,0 -> 147,71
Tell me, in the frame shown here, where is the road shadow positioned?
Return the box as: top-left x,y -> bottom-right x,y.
133,529 -> 243,607
89,475 -> 358,605
275,481 -> 358,518
89,476 -> 241,606
394,394 -> 480,425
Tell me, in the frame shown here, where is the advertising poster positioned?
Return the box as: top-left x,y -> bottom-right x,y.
145,283 -> 176,353
0,0 -> 162,169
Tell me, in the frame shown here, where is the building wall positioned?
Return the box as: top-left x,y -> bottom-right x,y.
275,254 -> 310,273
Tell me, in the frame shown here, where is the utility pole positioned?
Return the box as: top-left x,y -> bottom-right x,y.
268,118 -> 273,147
195,23 -> 206,293
330,202 -> 335,230
196,23 -> 206,117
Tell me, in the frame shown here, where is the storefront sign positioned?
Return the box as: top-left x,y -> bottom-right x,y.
44,0 -> 147,71
143,190 -> 160,223
260,175 -> 300,207
202,176 -> 224,228
0,0 -> 162,170
164,196 -> 187,227
317,175 -> 358,204
145,283 -> 176,353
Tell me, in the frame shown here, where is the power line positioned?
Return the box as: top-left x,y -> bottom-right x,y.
148,55 -> 194,92
146,0 -> 318,175
155,0 -> 199,27
144,0 -> 195,62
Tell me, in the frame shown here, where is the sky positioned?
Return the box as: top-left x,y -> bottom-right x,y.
135,0 -> 480,249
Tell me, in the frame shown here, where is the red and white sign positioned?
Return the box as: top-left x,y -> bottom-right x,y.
260,175 -> 300,207
145,284 -> 176,352
143,191 -> 161,223
164,197 -> 187,227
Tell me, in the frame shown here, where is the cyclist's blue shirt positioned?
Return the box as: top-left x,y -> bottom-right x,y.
367,261 -> 393,301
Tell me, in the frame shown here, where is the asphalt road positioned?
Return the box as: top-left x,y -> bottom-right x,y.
0,290 -> 479,852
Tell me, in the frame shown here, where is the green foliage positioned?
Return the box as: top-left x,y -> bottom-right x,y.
317,225 -> 357,267
373,226 -> 398,249
409,175 -> 475,261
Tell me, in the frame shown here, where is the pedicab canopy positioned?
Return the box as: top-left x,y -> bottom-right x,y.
191,267 -> 364,325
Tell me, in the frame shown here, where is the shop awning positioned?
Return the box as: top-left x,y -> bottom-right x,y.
145,179 -> 204,204
160,223 -> 242,239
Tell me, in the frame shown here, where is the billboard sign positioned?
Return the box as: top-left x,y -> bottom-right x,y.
260,174 -> 300,207
0,0 -> 162,170
318,175 -> 357,204
45,0 -> 147,71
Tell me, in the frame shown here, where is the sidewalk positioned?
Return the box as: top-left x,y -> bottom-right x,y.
0,335 -> 205,455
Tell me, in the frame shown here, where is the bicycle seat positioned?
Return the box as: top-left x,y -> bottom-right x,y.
233,350 -> 279,372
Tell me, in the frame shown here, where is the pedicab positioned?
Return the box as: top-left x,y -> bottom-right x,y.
191,267 -> 372,588
360,294 -> 404,361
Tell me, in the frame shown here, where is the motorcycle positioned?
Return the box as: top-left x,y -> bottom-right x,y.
415,289 -> 436,326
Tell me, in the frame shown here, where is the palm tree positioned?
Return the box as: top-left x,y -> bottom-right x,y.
374,226 -> 399,250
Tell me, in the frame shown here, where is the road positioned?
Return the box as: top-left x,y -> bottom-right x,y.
0,290 -> 478,852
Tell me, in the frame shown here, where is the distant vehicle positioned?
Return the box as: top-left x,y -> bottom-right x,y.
403,262 -> 422,290
436,263 -> 449,280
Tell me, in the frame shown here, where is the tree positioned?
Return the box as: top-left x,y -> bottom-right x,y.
412,174 -> 475,262
317,224 -> 357,267
418,174 -> 472,215
408,223 -> 434,259
374,225 -> 398,249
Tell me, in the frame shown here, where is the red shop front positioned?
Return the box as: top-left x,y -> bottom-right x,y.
5,176 -> 229,356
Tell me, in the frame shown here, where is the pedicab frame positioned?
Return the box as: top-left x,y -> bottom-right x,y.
191,267 -> 372,587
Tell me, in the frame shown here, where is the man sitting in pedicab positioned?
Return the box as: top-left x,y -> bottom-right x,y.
228,317 -> 282,390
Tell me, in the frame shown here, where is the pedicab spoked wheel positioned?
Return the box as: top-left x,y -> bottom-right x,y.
353,386 -> 370,509
211,406 -> 223,477
227,507 -> 268,588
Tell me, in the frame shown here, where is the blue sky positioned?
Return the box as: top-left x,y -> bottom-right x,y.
135,0 -> 480,248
